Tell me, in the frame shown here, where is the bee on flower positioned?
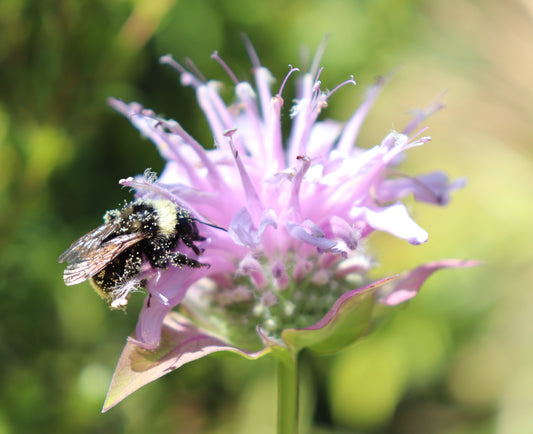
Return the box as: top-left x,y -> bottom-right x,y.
64,40 -> 477,412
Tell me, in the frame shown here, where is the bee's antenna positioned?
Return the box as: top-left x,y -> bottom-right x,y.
196,220 -> 227,232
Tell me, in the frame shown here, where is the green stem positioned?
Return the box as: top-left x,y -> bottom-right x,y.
277,352 -> 299,434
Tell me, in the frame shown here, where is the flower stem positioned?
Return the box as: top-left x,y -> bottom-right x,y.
277,352 -> 299,434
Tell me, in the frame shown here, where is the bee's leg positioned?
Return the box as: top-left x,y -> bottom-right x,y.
181,236 -> 205,256
169,252 -> 209,269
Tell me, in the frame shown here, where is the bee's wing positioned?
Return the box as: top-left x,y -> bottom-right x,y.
61,232 -> 145,286
58,223 -> 120,264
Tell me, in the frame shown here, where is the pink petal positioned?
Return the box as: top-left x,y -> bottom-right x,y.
353,203 -> 428,244
228,207 -> 277,249
103,312 -> 271,412
228,207 -> 259,248
326,216 -> 359,250
237,255 -> 267,289
271,260 -> 289,290
376,172 -> 466,205
133,268 -> 206,349
286,220 -> 337,251
379,259 -> 482,306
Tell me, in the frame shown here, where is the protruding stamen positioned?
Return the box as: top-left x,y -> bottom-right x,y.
119,176 -> 187,208
403,91 -> 446,136
278,65 -> 300,98
287,155 -> 311,221
404,127 -> 431,145
327,75 -> 357,99
184,57 -> 207,83
309,35 -> 329,78
159,54 -> 186,73
159,54 -> 204,88
211,50 -> 240,85
241,33 -> 261,69
313,67 -> 324,88
159,117 -> 227,188
335,76 -> 386,154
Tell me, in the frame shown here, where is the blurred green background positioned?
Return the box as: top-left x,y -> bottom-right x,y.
1,0 -> 531,433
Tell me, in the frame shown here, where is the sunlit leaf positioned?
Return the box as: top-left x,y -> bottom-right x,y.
282,276 -> 398,354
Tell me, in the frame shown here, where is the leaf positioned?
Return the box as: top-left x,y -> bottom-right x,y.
282,276 -> 399,354
102,312 -> 272,412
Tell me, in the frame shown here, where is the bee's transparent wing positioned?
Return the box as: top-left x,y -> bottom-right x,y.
61,232 -> 145,286
58,224 -> 119,264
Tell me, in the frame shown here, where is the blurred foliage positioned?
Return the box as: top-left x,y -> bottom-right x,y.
1,0 -> 532,433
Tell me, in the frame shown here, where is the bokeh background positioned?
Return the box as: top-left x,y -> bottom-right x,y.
1,0 -> 532,433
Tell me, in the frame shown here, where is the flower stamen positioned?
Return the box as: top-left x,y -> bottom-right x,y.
153,116 -> 228,190
286,155 -> 311,221
184,57 -> 207,83
403,91 -> 446,136
241,33 -> 261,69
278,65 -> 300,98
336,76 -> 386,154
159,55 -> 204,88
326,75 -> 357,99
309,35 -> 329,78
211,50 -> 240,85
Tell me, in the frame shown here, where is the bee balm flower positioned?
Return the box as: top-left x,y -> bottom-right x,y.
102,44 -> 477,411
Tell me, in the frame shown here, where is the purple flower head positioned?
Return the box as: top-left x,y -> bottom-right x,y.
102,42 -> 478,410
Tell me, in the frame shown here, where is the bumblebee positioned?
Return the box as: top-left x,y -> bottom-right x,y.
58,199 -> 209,308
